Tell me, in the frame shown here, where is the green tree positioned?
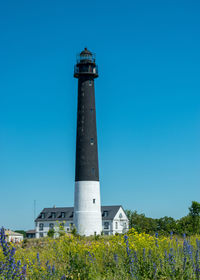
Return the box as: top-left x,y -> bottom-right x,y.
176,215 -> 193,235
125,210 -> 157,234
47,228 -> 55,238
189,201 -> 200,234
15,230 -> 26,238
157,216 -> 177,234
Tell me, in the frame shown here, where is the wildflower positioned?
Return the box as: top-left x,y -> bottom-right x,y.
114,253 -> 118,264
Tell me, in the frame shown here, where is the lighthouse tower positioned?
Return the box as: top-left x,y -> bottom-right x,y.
73,48 -> 102,236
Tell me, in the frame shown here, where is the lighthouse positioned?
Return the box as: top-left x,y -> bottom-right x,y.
73,48 -> 102,236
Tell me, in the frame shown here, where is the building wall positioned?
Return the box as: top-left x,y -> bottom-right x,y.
112,207 -> 129,235
7,235 -> 23,243
35,221 -> 74,238
102,207 -> 129,235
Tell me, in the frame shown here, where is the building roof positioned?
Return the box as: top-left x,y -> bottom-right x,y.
80,47 -> 92,56
35,205 -> 124,222
26,230 -> 36,234
5,230 -> 23,237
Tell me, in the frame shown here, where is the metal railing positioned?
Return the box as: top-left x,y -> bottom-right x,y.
74,65 -> 98,76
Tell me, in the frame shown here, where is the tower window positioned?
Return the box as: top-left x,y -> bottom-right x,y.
90,138 -> 94,145
93,199 -> 95,204
91,168 -> 95,175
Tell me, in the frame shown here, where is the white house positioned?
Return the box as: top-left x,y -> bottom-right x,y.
35,205 -> 129,238
5,230 -> 23,243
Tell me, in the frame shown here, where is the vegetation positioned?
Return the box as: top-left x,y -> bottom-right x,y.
1,201 -> 200,279
1,227 -> 200,279
126,201 -> 200,236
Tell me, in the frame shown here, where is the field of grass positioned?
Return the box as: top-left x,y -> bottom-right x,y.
1,227 -> 200,279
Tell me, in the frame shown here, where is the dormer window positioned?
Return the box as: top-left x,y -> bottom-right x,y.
51,212 -> 56,219
61,212 -> 65,218
69,212 -> 74,218
41,213 -> 45,219
103,211 -> 108,217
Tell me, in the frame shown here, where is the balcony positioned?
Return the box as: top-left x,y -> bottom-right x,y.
74,65 -> 98,78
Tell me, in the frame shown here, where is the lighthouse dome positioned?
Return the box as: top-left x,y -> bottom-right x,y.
80,47 -> 92,56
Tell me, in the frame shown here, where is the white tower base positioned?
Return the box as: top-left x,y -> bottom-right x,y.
74,181 -> 102,236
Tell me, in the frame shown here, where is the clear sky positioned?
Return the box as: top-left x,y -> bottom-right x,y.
0,0 -> 200,230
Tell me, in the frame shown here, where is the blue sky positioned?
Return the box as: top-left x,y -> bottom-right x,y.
0,0 -> 200,230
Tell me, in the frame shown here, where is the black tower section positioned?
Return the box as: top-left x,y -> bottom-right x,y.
74,48 -> 99,182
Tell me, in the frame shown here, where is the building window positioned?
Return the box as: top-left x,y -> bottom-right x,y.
67,228 -> 69,232
89,80 -> 92,86
39,233 -> 44,238
69,212 -> 73,218
41,213 -> 45,219
90,138 -> 94,145
82,91 -> 84,96
70,223 -> 73,229
90,108 -> 93,112
119,213 -> 123,218
102,211 -> 108,217
51,212 -> 56,219
124,222 -> 127,229
104,222 -> 109,229
61,212 -> 65,218
49,223 -> 54,229
93,199 -> 95,204
115,222 -> 118,229
91,168 -> 95,175
104,232 -> 109,235
39,223 -> 44,231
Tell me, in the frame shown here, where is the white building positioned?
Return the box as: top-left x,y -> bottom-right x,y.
35,205 -> 129,238
5,230 -> 23,243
